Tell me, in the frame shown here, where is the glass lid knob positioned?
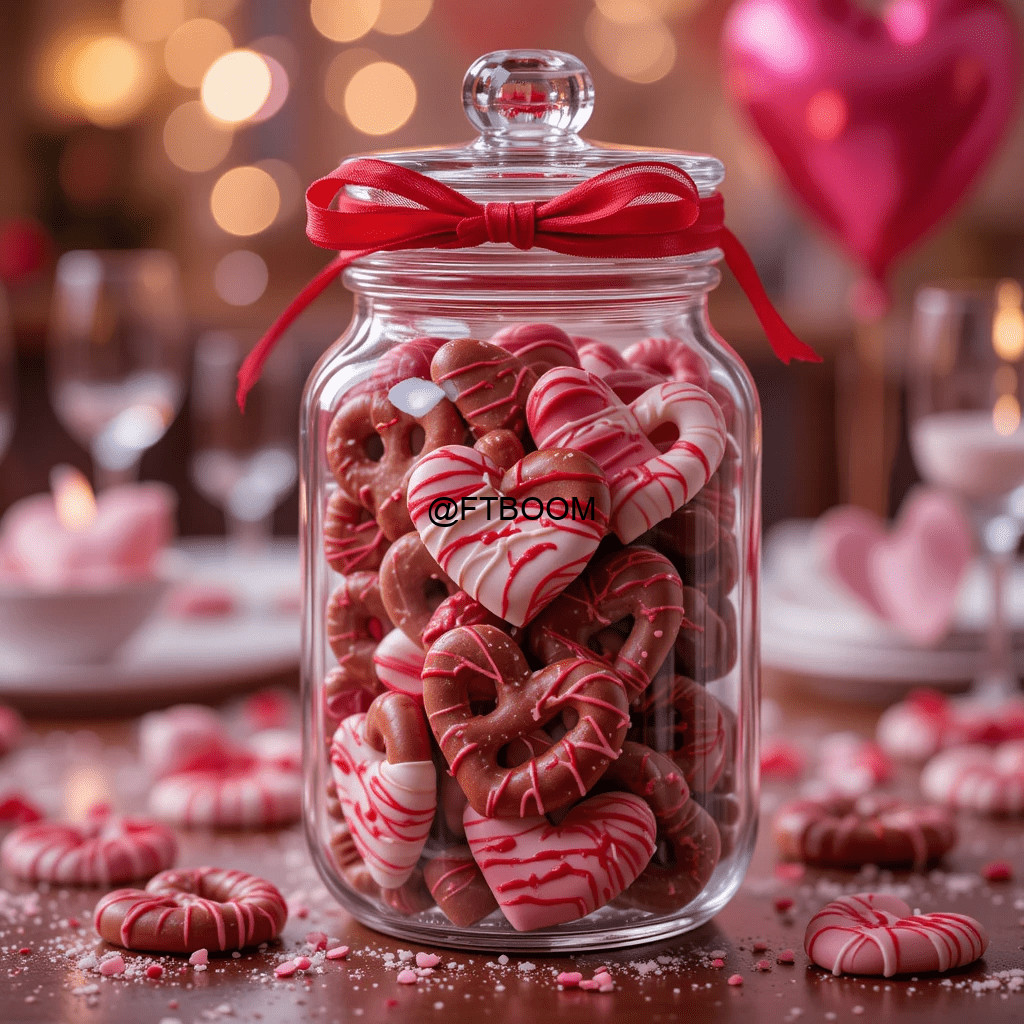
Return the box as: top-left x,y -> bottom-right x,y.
463,50 -> 595,140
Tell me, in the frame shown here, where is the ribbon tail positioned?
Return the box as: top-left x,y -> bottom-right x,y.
718,228 -> 821,365
236,251 -> 367,411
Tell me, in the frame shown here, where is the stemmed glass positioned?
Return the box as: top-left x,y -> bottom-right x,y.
908,280 -> 1024,700
48,250 -> 187,489
0,287 -> 14,464
190,330 -> 299,551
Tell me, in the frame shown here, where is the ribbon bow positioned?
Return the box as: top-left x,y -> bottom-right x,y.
237,157 -> 819,409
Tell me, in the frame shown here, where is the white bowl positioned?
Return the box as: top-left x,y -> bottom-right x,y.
0,576 -> 170,666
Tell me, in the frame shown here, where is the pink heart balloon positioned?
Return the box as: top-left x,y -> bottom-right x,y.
723,0 -> 1021,281
817,488 -> 973,644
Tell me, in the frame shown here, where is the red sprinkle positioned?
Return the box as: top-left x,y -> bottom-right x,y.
982,860 -> 1013,882
578,979 -> 600,990
752,941 -> 768,953
274,960 -> 298,978
68,918 -> 81,929
774,897 -> 794,913
385,998 -> 399,1008
754,959 -> 772,971
305,931 -> 328,951
295,956 -> 312,970
18,947 -> 31,956
711,958 -> 726,969
416,952 -> 441,968
146,965 -> 164,980
326,945 -> 350,961
396,969 -> 418,985
727,974 -> 744,986
557,971 -> 583,987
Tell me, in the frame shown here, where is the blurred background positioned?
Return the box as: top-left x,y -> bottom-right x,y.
0,0 -> 1022,534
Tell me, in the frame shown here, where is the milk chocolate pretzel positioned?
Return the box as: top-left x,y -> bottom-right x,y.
326,573 -> 392,691
431,338 -> 538,440
630,674 -> 730,792
675,586 -> 738,683
423,844 -> 499,926
379,533 -> 458,645
364,690 -> 433,764
324,489 -> 390,574
326,390 -> 464,540
774,795 -> 957,870
602,742 -> 721,913
422,591 -> 512,648
422,624 -> 630,818
329,824 -> 435,913
526,545 -> 684,698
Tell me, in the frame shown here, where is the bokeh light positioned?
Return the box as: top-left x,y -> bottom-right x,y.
210,166 -> 281,236
256,159 -> 303,219
120,0 -> 186,42
310,0 -> 381,42
71,35 -> 153,126
993,393 -> 1021,436
163,101 -> 234,173
324,48 -> 379,116
375,0 -> 433,35
585,11 -> 676,84
202,50 -> 273,124
344,62 -> 417,135
249,55 -> 290,124
164,18 -> 233,88
994,279 -> 1024,362
594,0 -> 696,23
214,250 -> 269,305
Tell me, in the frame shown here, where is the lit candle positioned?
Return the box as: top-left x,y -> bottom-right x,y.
0,467 -> 175,588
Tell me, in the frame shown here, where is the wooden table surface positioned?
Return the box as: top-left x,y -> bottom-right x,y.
2,673 -> 1023,1024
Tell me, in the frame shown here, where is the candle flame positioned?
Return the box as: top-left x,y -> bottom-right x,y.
993,394 -> 1021,437
51,465 -> 98,531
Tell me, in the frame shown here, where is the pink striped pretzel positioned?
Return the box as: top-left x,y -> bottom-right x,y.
464,791 -> 657,932
525,367 -> 727,543
1,804 -> 176,885
330,692 -> 436,889
804,893 -> 987,977
94,866 -> 287,953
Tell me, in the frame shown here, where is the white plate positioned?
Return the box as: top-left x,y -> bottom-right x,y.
762,520 -> 1024,697
0,539 -> 300,708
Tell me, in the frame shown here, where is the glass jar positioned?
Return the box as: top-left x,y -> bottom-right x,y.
301,50 -> 760,950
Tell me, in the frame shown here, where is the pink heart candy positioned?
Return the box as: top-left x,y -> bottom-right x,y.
805,893 -> 987,977
526,367 -> 727,543
817,488 -> 973,645
464,792 -> 657,932
329,714 -> 436,889
407,445 -> 610,626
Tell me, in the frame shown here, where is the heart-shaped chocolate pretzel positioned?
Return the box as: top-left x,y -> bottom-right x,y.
430,339 -> 538,439
526,545 -> 684,697
329,692 -> 436,889
407,444 -> 610,626
327,390 -> 464,541
379,533 -> 457,644
326,574 -> 392,692
526,368 -> 727,543
422,625 -> 630,818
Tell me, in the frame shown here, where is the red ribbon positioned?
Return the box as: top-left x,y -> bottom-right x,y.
237,158 -> 819,409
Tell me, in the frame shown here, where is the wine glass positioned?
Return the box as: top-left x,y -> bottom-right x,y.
190,330 -> 299,551
0,286 -> 14,464
908,280 -> 1024,700
48,250 -> 187,489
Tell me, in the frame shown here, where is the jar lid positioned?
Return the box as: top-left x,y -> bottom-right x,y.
347,50 -> 724,201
